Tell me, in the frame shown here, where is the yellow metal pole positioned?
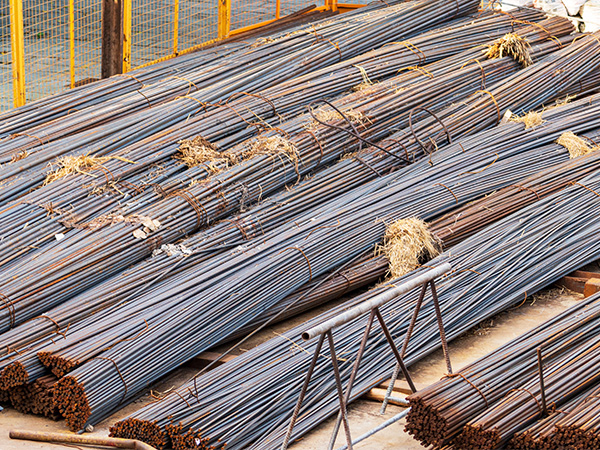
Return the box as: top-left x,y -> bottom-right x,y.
217,0 -> 231,40
173,0 -> 179,54
9,0 -> 26,107
69,0 -> 75,88
122,0 -> 132,71
276,0 -> 281,19
327,0 -> 338,12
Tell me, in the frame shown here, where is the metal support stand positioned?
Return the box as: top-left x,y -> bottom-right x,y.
281,264 -> 452,450
381,279 -> 452,414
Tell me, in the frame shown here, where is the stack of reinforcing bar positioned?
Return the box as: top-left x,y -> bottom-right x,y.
1,0 -> 600,447
406,291 -> 600,450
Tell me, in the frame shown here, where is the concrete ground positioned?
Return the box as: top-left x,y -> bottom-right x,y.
0,285 -> 581,449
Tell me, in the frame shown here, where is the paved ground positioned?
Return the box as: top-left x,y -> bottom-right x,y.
0,285 -> 582,449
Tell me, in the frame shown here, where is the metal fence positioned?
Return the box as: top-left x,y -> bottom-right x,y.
1,0 -> 362,112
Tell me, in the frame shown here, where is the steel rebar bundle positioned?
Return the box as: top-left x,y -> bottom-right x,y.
0,16 -> 570,339
0,7 -> 545,273
456,325 -> 600,449
552,384 -> 600,449
2,80 -> 599,434
111,164 -> 600,450
508,385 -> 598,450
431,128 -> 600,246
407,292 -> 600,450
376,29 -> 600,158
0,0 -> 486,207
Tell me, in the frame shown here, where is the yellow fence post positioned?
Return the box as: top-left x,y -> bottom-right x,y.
218,0 -> 231,40
327,0 -> 338,12
276,0 -> 281,19
173,0 -> 179,54
69,0 -> 75,88
9,0 -> 26,107
123,0 -> 132,72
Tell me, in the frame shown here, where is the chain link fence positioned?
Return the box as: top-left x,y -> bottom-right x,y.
1,0 -> 355,112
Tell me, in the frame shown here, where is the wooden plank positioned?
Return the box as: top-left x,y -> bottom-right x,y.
101,0 -> 123,78
364,388 -> 408,406
584,278 -> 600,298
377,379 -> 426,395
557,276 -> 588,294
572,269 -> 600,279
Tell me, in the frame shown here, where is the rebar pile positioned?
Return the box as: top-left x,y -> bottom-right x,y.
431,127 -> 600,246
0,15 -> 571,340
1,1 -> 600,446
3,76 -> 600,435
508,385 -> 597,450
552,384 -> 600,449
456,328 -> 600,449
109,107 -> 600,450
407,292 -> 600,450
23,80 -> 600,432
0,7 -> 544,271
0,0 -> 486,207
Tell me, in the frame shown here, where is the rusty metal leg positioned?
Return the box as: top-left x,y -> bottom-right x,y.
374,307 -> 417,393
326,330 -> 353,450
281,333 -> 325,450
380,362 -> 401,415
381,282 -> 429,413
400,281 -> 428,357
429,280 -> 452,374
327,310 -> 376,450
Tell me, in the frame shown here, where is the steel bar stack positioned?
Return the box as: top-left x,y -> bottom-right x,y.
508,386 -> 598,450
2,0 -> 600,446
16,90 -> 600,431
551,384 -> 600,449
3,81 -> 600,432
109,113 -> 600,449
0,7 -> 545,270
406,292 -> 600,450
0,15 -> 573,340
0,0 -> 486,207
